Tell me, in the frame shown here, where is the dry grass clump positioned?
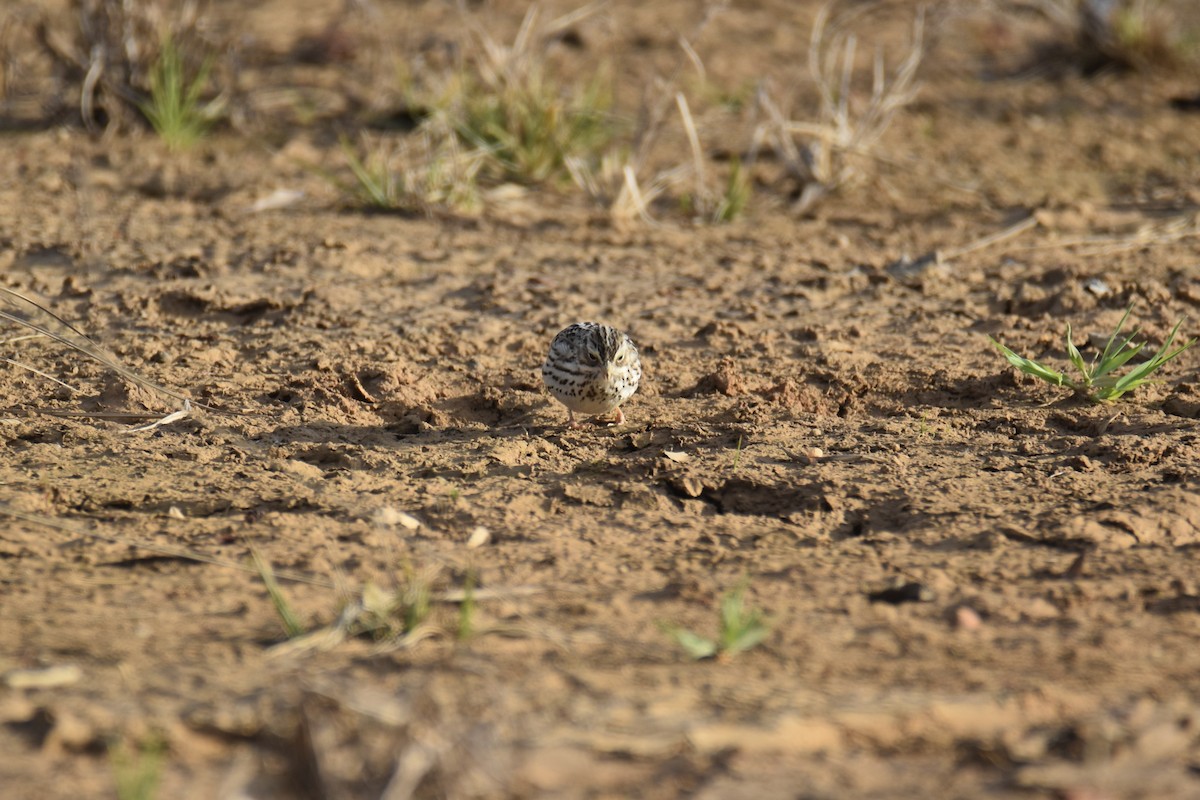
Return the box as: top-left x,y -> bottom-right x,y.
333,5 -> 617,214
336,132 -> 486,214
564,4 -> 749,224
1023,0 -> 1197,72
751,2 -> 926,215
35,0 -> 228,137
391,0 -> 921,223
564,85 -> 743,225
561,68 -> 687,223
412,5 -> 616,186
0,284 -> 212,425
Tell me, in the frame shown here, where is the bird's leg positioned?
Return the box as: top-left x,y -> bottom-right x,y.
612,407 -> 626,424
567,409 -> 583,429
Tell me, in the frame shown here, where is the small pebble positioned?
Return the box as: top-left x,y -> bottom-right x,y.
955,606 -> 983,631
371,507 -> 422,530
466,526 -> 491,548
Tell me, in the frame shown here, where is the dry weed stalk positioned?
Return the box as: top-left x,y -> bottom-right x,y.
565,151 -> 686,225
566,4 -> 732,223
0,285 -> 221,420
563,69 -> 687,224
463,1 -> 607,88
753,2 -> 926,214
36,0 -> 225,134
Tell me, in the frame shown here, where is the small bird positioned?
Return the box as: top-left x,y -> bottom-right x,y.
542,322 -> 642,427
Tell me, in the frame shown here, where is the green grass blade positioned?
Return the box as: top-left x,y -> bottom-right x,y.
714,157 -> 751,223
1095,322 -> 1195,400
184,57 -> 214,110
338,137 -> 393,208
1099,303 -> 1136,364
1091,338 -> 1145,380
1065,323 -> 1089,380
719,582 -> 747,635
989,337 -> 1072,387
1123,325 -> 1191,380
110,736 -> 166,800
723,621 -> 771,656
662,624 -> 718,660
716,578 -> 771,656
251,549 -> 306,639
403,579 -> 431,633
1146,319 -> 1194,363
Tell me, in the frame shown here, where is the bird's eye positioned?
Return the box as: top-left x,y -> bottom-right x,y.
584,349 -> 601,365
614,353 -> 625,364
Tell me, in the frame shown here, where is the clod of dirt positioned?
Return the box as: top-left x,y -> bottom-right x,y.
1162,384 -> 1200,418
293,24 -> 359,65
669,473 -> 709,499
761,378 -> 836,414
685,357 -> 744,397
89,376 -> 161,412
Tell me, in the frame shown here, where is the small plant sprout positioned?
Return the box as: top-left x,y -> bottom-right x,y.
662,577 -> 772,661
990,304 -> 1195,402
110,735 -> 166,800
354,569 -> 433,642
714,157 -> 751,223
138,38 -> 219,152
252,549 -> 306,639
338,136 -> 398,210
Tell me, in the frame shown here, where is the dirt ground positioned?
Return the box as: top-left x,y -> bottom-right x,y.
2,1 -> 1200,798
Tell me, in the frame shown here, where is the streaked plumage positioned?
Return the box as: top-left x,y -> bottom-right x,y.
542,322 -> 641,427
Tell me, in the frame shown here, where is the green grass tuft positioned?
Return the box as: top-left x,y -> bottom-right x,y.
110,736 -> 166,800
251,549 -> 306,639
662,577 -> 772,661
714,157 -> 751,223
991,304 -> 1195,402
449,67 -> 615,185
334,134 -> 484,213
137,38 -> 217,152
352,568 -> 433,642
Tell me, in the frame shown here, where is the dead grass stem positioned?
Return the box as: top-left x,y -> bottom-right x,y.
752,2 -> 925,214
0,285 -> 229,416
